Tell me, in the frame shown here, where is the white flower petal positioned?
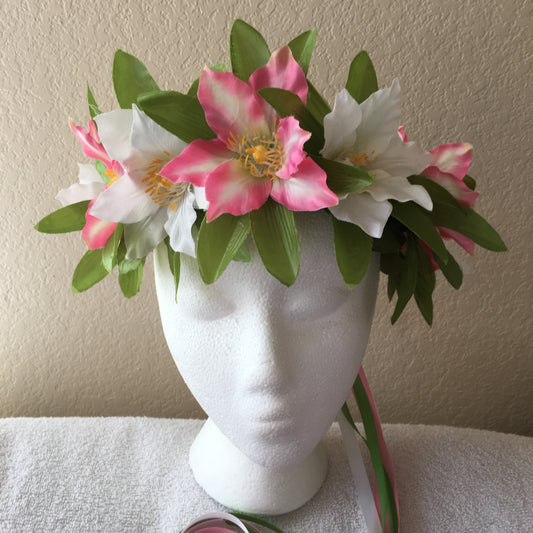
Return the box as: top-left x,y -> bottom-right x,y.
329,192 -> 393,238
94,109 -> 133,163
130,105 -> 187,162
366,135 -> 432,178
193,186 -> 209,210
354,78 -> 401,157
367,171 -> 433,211
164,190 -> 198,257
78,163 -> 104,184
124,208 -> 168,259
90,175 -> 158,224
321,89 -> 362,159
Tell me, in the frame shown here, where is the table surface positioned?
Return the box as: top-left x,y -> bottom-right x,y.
0,418 -> 531,532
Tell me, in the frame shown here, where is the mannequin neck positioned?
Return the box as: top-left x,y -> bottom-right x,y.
189,418 -> 329,515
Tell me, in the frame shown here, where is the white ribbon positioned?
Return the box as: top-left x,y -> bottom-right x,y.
337,414 -> 382,533
182,511 -> 256,532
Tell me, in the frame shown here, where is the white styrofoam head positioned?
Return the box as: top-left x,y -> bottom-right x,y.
155,211 -> 379,468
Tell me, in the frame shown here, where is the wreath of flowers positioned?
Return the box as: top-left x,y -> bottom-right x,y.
36,19 -> 505,324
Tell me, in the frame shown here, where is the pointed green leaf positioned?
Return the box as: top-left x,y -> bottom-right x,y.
102,223 -> 123,273
87,83 -> 102,119
414,241 -> 436,325
138,90 -> 215,143
230,19 -> 270,81
288,28 -> 316,75
391,235 -> 418,323
35,201 -> 90,234
353,375 -> 399,532
258,87 -> 324,154
112,49 -> 159,109
232,513 -> 286,533
380,252 -> 402,301
306,81 -> 331,124
72,249 -> 109,293
332,217 -> 372,289
165,238 -> 181,301
116,240 -> 144,273
429,204 -> 507,252
250,200 -> 300,287
313,156 -> 374,195
197,214 -> 251,284
463,174 -> 476,190
187,62 -> 229,97
435,249 -> 463,289
233,242 -> 252,263
118,259 -> 144,298
408,175 -> 468,212
346,51 -> 378,104
391,201 -> 449,262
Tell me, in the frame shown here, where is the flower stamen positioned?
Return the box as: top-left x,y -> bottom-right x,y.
350,150 -> 377,167
142,159 -> 187,211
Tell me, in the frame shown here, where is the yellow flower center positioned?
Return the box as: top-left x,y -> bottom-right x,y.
228,130 -> 283,179
104,169 -> 120,186
141,157 -> 186,211
350,150 -> 377,167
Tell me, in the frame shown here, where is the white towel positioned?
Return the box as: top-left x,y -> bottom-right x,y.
0,418 -> 531,532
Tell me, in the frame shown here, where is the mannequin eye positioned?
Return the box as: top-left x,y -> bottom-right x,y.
284,287 -> 349,322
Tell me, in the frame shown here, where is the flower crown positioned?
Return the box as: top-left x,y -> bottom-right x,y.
35,20 -> 505,324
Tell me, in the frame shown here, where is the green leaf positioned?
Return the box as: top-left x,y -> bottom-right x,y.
380,253 -> 402,301
102,223 -> 123,273
391,235 -> 418,324
332,217 -> 372,289
463,174 -> 476,190
250,200 -> 300,287
112,49 -> 159,109
230,19 -> 270,81
87,83 -> 102,119
353,375 -> 399,533
258,87 -> 324,154
116,240 -> 144,273
165,238 -> 181,301
187,62 -> 228,97
72,249 -> 109,293
312,156 -> 374,195
306,80 -> 331,124
233,242 -> 252,263
346,51 -> 378,104
429,204 -> 507,252
138,90 -> 215,143
118,259 -> 144,298
391,201 -> 449,262
94,159 -> 111,185
414,241 -> 436,325
287,28 -> 316,74
373,222 -> 404,254
435,249 -> 463,289
197,214 -> 251,284
35,201 -> 90,234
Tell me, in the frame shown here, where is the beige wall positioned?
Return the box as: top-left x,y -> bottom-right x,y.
1,0 -> 531,436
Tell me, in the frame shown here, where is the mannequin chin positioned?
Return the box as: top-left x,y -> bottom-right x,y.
154,212 -> 379,511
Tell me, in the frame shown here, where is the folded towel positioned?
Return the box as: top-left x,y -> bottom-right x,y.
0,418 -> 531,532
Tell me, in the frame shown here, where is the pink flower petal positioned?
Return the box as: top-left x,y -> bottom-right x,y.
204,159 -> 271,221
198,68 -> 269,143
69,119 -> 113,169
82,198 -> 118,249
249,46 -> 308,104
423,167 -> 479,207
275,116 -> 310,179
439,227 -> 476,255
271,157 -> 337,211
418,239 -> 440,270
429,142 -> 473,180
397,126 -> 408,142
161,139 -> 232,186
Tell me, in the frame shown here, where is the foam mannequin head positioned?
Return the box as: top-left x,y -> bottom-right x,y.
155,212 -> 379,469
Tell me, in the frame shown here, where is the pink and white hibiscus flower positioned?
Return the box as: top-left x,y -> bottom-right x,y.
399,127 -> 478,262
161,47 -> 338,222
321,81 -> 433,238
56,120 -> 119,249
89,105 -> 207,259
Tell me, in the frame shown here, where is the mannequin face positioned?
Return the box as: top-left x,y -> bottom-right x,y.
155,213 -> 379,468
